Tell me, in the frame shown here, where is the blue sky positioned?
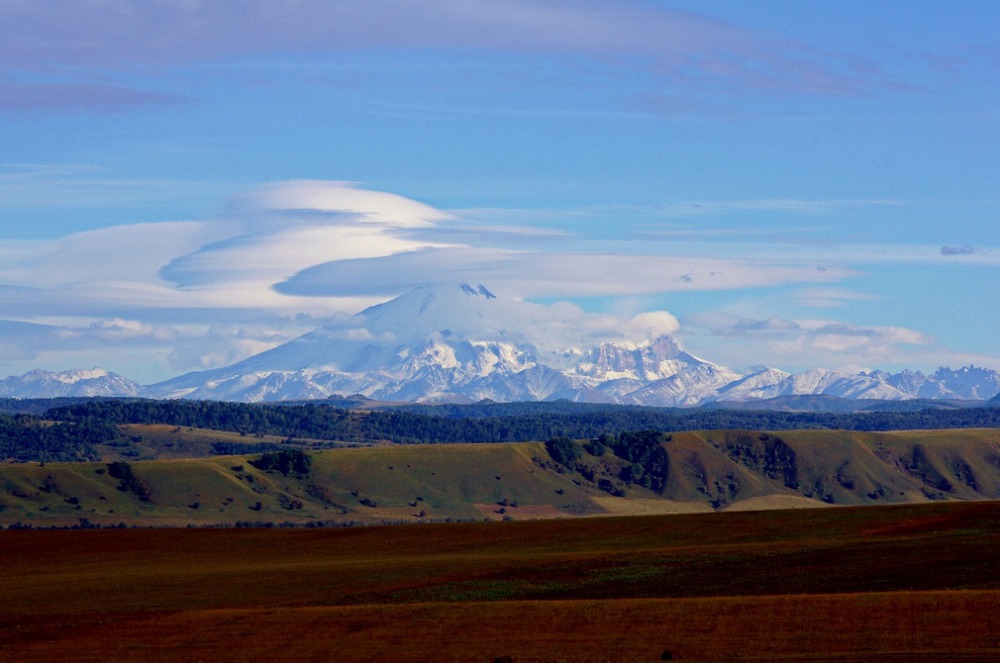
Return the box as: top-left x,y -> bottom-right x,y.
0,1 -> 998,383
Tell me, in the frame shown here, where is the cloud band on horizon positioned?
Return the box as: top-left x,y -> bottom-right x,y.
0,179 -> 989,380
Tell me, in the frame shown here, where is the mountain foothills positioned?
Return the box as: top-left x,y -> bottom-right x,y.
3,284 -> 1000,405
6,418 -> 1000,526
4,396 -> 1000,525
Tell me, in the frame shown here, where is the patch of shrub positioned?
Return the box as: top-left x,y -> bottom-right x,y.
609,430 -> 670,492
585,433 -> 612,457
106,461 -> 152,502
545,436 -> 582,466
248,449 -> 312,477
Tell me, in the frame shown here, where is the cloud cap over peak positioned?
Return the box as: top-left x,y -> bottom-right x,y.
227,180 -> 450,228
0,178 -> 994,381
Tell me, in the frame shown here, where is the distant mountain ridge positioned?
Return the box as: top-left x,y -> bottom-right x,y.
0,368 -> 140,399
4,284 -> 1000,406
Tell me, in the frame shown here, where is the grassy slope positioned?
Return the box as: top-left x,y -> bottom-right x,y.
102,423 -> 337,460
4,428 -> 1000,527
2,501 -> 999,661
0,442 -> 616,527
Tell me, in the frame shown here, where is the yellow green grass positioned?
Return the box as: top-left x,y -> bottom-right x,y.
5,428 -> 1000,527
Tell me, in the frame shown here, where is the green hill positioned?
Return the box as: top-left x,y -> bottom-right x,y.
5,427 -> 1000,527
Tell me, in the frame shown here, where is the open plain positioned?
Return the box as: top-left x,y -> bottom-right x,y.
2,500 -> 999,662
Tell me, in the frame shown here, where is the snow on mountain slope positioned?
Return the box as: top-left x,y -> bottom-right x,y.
143,283 -> 713,403
0,368 -> 141,398
735,368 -> 911,401
7,284 -> 1000,405
138,284 -> 1000,404
625,362 -> 746,406
576,336 -> 693,382
925,366 -> 1000,400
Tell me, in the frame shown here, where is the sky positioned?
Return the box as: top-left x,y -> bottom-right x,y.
0,0 -> 998,384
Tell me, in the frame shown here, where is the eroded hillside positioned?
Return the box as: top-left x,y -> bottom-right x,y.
4,427 -> 1000,527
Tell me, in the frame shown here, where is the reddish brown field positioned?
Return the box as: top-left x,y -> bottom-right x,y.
3,501 -> 999,662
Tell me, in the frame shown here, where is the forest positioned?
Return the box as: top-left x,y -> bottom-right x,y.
2,396 -> 1000,463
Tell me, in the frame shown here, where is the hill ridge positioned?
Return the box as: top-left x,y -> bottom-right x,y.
5,427 -> 1000,527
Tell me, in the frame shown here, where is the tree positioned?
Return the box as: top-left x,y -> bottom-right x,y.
249,449 -> 312,477
106,461 -> 152,502
545,436 -> 581,466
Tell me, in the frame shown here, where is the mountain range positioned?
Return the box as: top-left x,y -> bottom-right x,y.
4,283 -> 1000,406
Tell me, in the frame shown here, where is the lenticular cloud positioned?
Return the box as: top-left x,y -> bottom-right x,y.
0,179 -> 914,380
160,181 -> 454,294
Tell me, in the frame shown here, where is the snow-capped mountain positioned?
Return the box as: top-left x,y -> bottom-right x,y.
142,283 -> 726,403
132,283 -> 1000,405
0,368 -> 141,398
880,366 -> 1000,400
3,284 -> 1000,406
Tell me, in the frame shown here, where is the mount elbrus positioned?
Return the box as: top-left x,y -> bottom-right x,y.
3,284 -> 999,405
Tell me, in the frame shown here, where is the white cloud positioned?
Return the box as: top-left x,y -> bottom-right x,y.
0,181 -> 461,377
165,324 -> 295,372
0,220 -> 228,289
228,180 -> 451,228
0,181 -> 454,319
626,311 -> 681,338
276,246 -> 854,299
677,312 -> 975,372
72,318 -> 178,343
805,322 -> 929,354
0,179 -> 991,380
158,181 -> 454,306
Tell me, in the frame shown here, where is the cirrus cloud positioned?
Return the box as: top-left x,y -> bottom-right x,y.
0,1 -> 905,113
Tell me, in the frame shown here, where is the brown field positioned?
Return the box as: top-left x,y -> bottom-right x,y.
3,500 -> 1000,662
